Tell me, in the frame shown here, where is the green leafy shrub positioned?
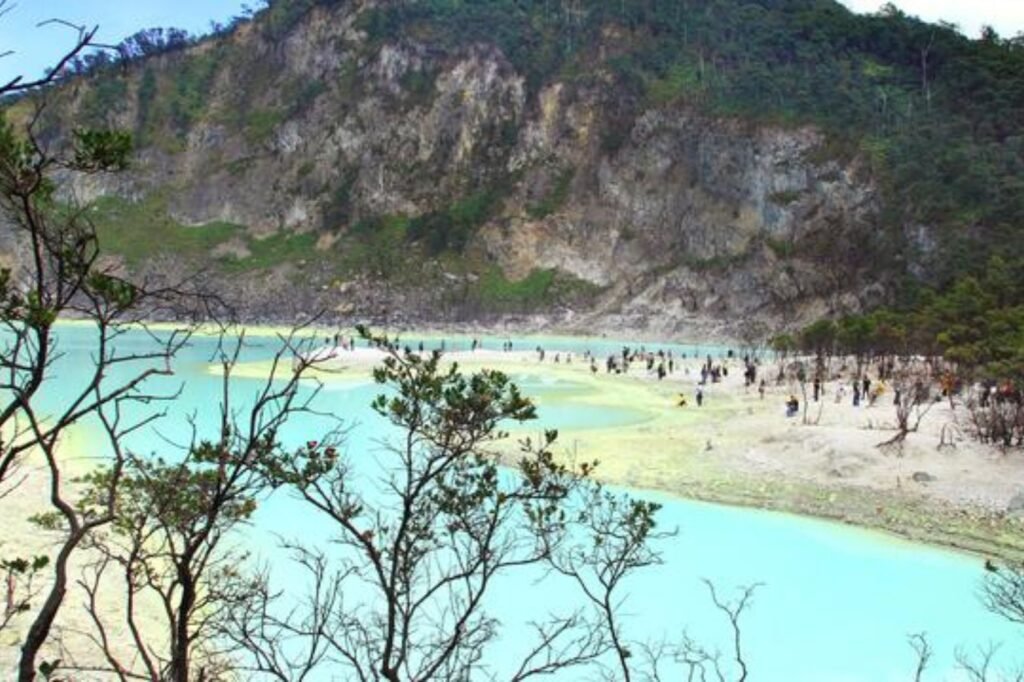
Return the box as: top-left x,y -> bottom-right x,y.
408,189 -> 500,254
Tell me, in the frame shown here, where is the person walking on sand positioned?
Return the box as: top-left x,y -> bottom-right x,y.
696,387 -> 704,407
758,378 -> 766,400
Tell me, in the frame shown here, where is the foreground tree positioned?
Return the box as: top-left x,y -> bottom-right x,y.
0,104 -> 201,681
70,332 -> 333,682
982,561 -> 1024,627
905,563 -> 1024,681
548,486 -> 667,681
217,332 -> 666,681
0,20 -> 216,678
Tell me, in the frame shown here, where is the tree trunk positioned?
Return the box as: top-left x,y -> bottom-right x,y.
171,568 -> 196,682
18,530 -> 84,681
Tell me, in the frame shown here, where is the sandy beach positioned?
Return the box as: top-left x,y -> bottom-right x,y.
227,343 -> 1024,561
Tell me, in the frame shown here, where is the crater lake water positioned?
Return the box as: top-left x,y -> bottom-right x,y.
28,324 -> 1023,680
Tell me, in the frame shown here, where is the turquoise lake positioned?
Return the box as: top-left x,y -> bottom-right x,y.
32,324 -> 1024,680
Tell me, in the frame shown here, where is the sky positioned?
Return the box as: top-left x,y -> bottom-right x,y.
0,0 -> 250,85
839,0 -> 1024,38
1,1 -> 1023,85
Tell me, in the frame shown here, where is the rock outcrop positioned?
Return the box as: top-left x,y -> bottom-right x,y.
12,1 -> 888,337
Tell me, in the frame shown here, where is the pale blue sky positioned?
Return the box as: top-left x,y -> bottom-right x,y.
0,0 -> 249,85
840,0 -> 1024,38
1,1 -> 1022,86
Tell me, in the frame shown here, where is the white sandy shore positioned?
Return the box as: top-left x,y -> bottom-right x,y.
292,345 -> 1024,512
228,344 -> 1024,559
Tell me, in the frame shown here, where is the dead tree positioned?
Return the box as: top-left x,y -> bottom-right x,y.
908,632 -> 932,682
0,96 -> 217,679
0,10 -> 108,97
675,581 -> 761,682
954,643 -> 1023,682
877,364 -> 935,448
982,562 -> 1024,627
547,487 -> 669,682
967,386 -> 1024,449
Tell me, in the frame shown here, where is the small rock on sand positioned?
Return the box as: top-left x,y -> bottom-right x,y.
912,471 -> 937,483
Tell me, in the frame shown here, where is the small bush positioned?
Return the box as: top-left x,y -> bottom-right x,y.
408,189 -> 499,254
527,168 -> 574,219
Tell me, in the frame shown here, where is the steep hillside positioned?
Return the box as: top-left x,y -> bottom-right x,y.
8,0 -> 1023,336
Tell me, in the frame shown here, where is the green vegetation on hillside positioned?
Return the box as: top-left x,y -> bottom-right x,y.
84,194 -> 597,314
341,214 -> 411,280
474,266 -> 603,312
88,196 -> 242,267
89,196 -> 320,274
479,267 -> 556,307
25,0 -> 1024,324
527,169 -> 575,220
408,189 -> 501,255
782,256 -> 1024,382
224,231 -> 321,272
348,0 -> 1024,294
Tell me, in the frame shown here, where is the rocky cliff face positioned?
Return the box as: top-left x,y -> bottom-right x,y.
18,1 -> 887,338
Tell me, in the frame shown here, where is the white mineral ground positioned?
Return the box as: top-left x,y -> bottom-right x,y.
0,425 -> 167,676
237,344 -> 1024,559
